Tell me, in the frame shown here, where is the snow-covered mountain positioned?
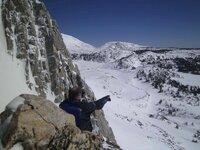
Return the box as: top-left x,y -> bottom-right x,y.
62,34 -> 96,54
62,33 -> 148,62
62,33 -> 145,54
63,34 -> 200,150
99,41 -> 145,51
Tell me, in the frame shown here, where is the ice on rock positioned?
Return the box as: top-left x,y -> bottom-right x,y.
10,143 -> 24,150
0,115 -> 13,150
6,96 -> 25,112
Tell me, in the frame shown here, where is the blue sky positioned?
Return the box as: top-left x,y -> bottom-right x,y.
41,0 -> 200,47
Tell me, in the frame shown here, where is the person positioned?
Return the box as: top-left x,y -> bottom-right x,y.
59,87 -> 111,132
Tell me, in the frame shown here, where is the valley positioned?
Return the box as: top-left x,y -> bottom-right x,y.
63,34 -> 200,150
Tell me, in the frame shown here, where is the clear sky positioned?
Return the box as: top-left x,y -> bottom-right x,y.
41,0 -> 200,48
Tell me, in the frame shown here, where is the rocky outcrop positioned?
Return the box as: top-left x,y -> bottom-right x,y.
0,94 -> 119,149
1,0 -> 116,144
2,0 -> 78,100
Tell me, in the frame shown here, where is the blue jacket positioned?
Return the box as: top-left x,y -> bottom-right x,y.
59,96 -> 109,131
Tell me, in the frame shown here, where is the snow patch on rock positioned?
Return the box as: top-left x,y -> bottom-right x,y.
6,96 -> 25,112
10,143 -> 24,150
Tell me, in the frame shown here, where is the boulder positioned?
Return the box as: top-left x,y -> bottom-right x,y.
0,94 -> 119,150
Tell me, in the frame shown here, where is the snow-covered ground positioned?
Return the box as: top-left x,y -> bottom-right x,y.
171,72 -> 200,87
75,60 -> 200,150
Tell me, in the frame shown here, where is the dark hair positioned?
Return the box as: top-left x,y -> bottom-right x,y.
68,87 -> 82,99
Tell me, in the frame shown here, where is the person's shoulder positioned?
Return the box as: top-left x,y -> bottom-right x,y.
63,98 -> 70,103
60,99 -> 70,105
73,99 -> 94,107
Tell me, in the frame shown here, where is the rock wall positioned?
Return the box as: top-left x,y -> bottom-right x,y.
2,0 -> 78,100
1,0 -> 116,145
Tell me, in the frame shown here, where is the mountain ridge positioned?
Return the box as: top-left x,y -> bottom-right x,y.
62,33 -> 146,53
61,34 -> 97,54
62,33 -> 200,53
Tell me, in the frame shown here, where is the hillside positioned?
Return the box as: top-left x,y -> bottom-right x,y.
62,34 -> 96,54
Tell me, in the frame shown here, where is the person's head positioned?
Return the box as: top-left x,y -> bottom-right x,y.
68,87 -> 82,99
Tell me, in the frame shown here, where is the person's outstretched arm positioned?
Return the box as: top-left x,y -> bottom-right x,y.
94,95 -> 111,110
73,95 -> 111,113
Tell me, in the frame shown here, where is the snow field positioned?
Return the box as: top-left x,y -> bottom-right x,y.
75,60 -> 200,150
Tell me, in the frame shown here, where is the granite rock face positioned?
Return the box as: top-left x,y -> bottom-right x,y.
2,0 -> 80,100
1,0 -> 116,146
0,94 -> 120,150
